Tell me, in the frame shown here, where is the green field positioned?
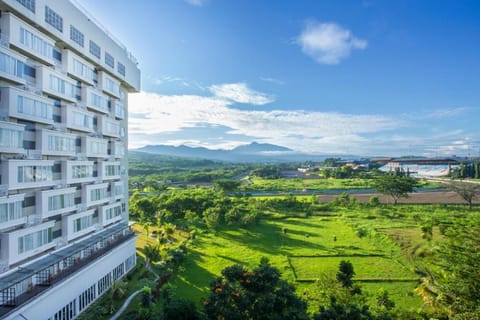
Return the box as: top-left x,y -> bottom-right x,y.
168,214 -> 429,313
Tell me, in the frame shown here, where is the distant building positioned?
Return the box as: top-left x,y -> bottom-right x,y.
0,0 -> 140,318
376,157 -> 466,177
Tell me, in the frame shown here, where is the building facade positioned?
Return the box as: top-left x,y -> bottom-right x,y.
0,0 -> 140,319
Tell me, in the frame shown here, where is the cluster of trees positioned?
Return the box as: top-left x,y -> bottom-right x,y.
450,162 -> 480,179
128,259 -> 403,319
130,188 -> 265,231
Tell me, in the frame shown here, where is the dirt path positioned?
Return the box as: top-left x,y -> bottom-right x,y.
316,191 -> 478,205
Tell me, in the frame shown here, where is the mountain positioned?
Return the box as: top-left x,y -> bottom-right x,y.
133,142 -> 333,162
231,142 -> 291,154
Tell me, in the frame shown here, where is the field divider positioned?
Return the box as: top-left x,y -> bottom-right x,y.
289,253 -> 386,258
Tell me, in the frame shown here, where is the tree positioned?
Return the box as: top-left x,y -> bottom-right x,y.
143,244 -> 161,269
203,258 -> 308,320
417,218 -> 480,317
446,181 -> 480,210
314,296 -> 378,320
373,175 -> 418,205
336,260 -> 355,288
213,179 -> 241,193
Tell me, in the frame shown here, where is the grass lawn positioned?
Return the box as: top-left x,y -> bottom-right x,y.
169,215 -> 424,314
290,256 -> 416,281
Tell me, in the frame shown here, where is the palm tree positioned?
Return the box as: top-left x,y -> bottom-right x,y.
143,244 -> 161,270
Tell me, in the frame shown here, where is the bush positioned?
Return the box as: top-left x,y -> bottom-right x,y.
369,196 -> 380,207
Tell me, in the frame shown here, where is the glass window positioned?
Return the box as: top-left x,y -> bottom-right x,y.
105,52 -> 114,68
73,215 -> 94,232
49,75 -> 76,99
70,25 -> 84,47
17,165 -> 53,183
71,165 -> 93,179
90,92 -> 108,112
18,227 -> 53,254
45,6 -> 63,33
89,40 -> 100,59
19,27 -> 55,61
0,127 -> 23,149
72,58 -> 95,82
0,51 -> 24,79
17,0 -> 35,13
117,62 -> 125,76
47,134 -> 76,153
72,111 -> 94,130
17,95 -> 53,121
48,193 -> 75,211
0,200 -> 24,223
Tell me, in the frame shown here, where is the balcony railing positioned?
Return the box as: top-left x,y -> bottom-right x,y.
0,223 -> 134,318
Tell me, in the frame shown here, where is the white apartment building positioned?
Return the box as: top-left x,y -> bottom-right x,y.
0,0 -> 140,319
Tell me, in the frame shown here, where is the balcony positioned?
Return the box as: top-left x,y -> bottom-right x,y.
62,160 -> 95,184
0,223 -> 135,318
111,100 -> 125,120
0,221 -> 56,266
0,86 -> 54,125
62,210 -> 96,242
98,72 -> 121,98
110,141 -> 125,159
62,105 -> 95,133
0,121 -> 25,154
99,202 -> 123,226
36,66 -> 78,103
0,12 -> 55,66
62,49 -> 96,85
36,129 -> 77,157
83,87 -> 109,114
0,194 -> 26,230
1,160 -> 57,190
36,187 -> 77,219
98,116 -> 121,138
82,136 -> 109,158
83,183 -> 110,207
0,46 -> 27,85
98,161 -> 121,181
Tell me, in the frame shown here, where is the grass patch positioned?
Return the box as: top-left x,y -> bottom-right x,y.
290,256 -> 417,281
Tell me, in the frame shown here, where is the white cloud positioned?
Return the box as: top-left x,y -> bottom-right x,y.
128,90 -> 403,154
259,77 -> 285,85
209,82 -> 274,105
184,0 -> 205,6
297,21 -> 367,65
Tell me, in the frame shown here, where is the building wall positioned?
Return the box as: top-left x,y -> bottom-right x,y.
6,237 -> 136,320
0,0 -> 140,318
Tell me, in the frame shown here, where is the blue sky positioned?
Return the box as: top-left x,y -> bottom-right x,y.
78,0 -> 480,156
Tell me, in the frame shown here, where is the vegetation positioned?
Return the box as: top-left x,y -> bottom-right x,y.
373,175 -> 419,205
91,157 -> 479,319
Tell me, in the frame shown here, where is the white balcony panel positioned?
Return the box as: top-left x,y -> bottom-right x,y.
1,160 -> 56,190
111,181 -> 124,201
99,202 -> 123,227
62,49 -> 96,85
36,187 -> 77,219
98,71 -> 121,98
0,220 -> 55,266
110,141 -> 125,159
98,161 -> 121,181
0,194 -> 26,230
111,100 -> 125,120
83,87 -> 109,114
0,46 -> 27,84
98,116 -> 121,138
0,12 -> 56,65
36,129 -> 77,156
0,86 -> 54,124
62,209 -> 96,242
37,66 -> 78,102
63,105 -> 95,133
82,136 -> 109,158
0,121 -> 25,154
62,160 -> 95,184
83,182 -> 110,207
